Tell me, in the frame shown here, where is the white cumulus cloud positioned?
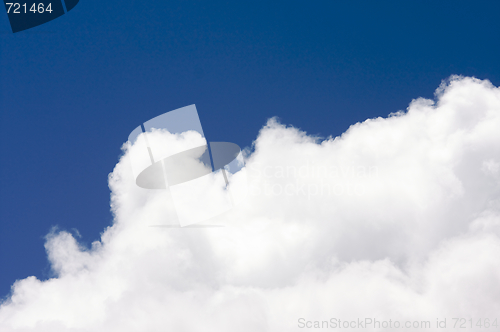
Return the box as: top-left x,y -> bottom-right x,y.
1,76 -> 500,331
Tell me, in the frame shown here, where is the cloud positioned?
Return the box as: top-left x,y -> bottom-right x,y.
1,76 -> 500,331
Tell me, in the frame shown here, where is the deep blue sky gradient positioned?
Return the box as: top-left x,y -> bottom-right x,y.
1,1 -> 499,298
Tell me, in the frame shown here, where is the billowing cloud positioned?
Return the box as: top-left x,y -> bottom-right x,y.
1,76 -> 500,331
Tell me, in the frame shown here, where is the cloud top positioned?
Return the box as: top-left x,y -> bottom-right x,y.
1,76 -> 500,331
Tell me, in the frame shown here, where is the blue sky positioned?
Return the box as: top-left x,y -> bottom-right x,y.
0,0 -> 499,299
